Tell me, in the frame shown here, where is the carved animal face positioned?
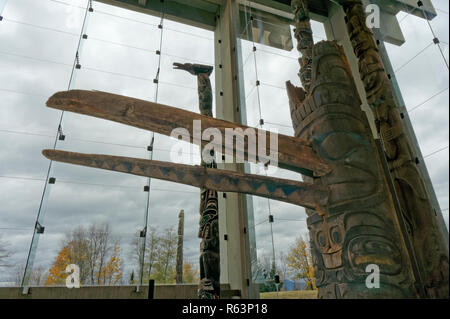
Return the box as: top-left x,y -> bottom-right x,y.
310,216 -> 346,269
297,44 -> 381,207
295,27 -> 313,52
343,212 -> 402,277
201,189 -> 218,215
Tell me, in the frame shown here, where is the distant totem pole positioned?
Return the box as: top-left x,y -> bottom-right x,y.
173,63 -> 220,299
338,0 -> 449,298
287,0 -> 448,298
176,209 -> 184,284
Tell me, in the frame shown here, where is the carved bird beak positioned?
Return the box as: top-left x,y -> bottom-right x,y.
173,62 -> 213,76
172,62 -> 197,75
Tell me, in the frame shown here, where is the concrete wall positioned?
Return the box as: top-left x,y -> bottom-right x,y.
0,284 -> 198,299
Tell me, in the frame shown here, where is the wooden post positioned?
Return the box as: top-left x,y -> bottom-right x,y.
338,0 -> 449,298
286,0 -> 418,298
175,209 -> 184,284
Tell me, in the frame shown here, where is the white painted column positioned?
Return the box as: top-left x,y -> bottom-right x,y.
214,0 -> 257,299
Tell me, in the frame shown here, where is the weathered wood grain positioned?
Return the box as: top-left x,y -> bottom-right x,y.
42,149 -> 329,211
46,90 -> 331,177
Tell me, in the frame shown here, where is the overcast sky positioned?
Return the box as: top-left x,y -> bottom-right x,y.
0,0 -> 448,285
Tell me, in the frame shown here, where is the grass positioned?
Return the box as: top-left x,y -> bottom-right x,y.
259,290 -> 318,299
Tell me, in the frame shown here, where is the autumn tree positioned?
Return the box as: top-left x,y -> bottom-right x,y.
98,244 -> 123,285
182,261 -> 199,283
46,244 -> 73,285
286,236 -> 316,290
46,223 -> 122,286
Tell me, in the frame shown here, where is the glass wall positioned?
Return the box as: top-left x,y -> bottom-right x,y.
384,0 -> 449,227
236,0 -> 449,293
237,2 -> 327,290
0,0 -> 215,287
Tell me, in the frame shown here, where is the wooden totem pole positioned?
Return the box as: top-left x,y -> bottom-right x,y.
287,0 -> 413,298
175,209 -> 184,284
285,0 -> 448,298
338,0 -> 449,298
173,62 -> 220,299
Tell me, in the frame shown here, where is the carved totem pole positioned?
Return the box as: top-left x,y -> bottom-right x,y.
338,0 -> 449,298
287,0 -> 418,298
173,62 -> 220,299
39,0 -> 448,299
175,209 -> 184,284
286,0 -> 448,298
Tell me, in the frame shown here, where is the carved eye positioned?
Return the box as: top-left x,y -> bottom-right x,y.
317,231 -> 327,247
330,226 -> 342,244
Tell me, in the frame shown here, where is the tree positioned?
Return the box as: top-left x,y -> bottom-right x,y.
0,235 -> 12,268
182,261 -> 199,283
66,226 -> 89,283
45,223 -> 122,286
145,227 -> 160,279
277,251 -> 289,282
99,244 -> 122,285
152,227 -> 177,283
13,264 -> 47,286
130,226 -> 160,284
253,253 -> 283,293
286,236 -> 316,290
46,244 -> 73,285
131,227 -> 179,284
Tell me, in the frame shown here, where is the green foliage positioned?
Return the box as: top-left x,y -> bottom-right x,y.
258,265 -> 283,293
134,226 -> 189,284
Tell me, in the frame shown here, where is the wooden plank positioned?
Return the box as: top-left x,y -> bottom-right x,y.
46,90 -> 331,177
42,149 -> 329,211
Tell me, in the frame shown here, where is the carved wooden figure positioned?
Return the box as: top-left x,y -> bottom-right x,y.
287,40 -> 416,298
176,209 -> 184,284
292,0 -> 314,93
338,0 -> 449,298
173,62 -> 220,299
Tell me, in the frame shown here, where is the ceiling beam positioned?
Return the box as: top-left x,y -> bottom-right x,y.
94,0 -> 218,30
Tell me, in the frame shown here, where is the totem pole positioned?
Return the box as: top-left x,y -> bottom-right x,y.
292,0 -> 313,92
175,209 -> 184,284
173,63 -> 220,299
338,0 -> 449,298
286,0 -> 419,298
